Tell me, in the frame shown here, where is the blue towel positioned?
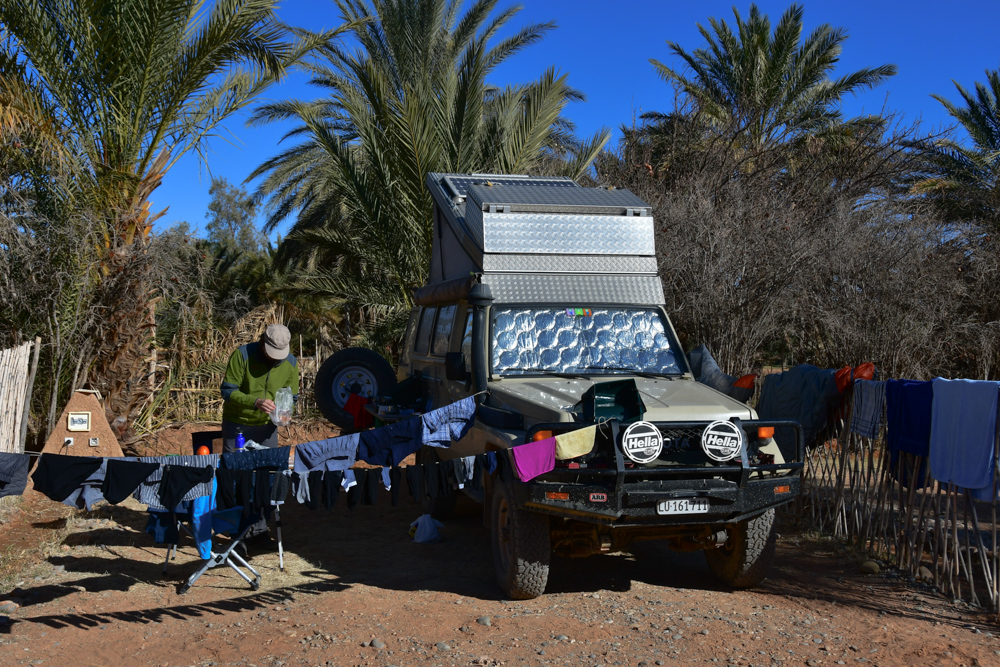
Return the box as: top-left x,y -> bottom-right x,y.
929,379 -> 999,501
293,434 -> 359,473
190,484 -> 216,558
757,365 -> 840,459
420,397 -> 476,447
850,380 -> 886,439
886,380 -> 933,457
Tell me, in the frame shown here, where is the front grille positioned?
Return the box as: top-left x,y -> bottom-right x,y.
619,423 -> 715,468
658,426 -> 707,455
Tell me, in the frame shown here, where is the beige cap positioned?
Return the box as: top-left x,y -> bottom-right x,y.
262,323 -> 291,360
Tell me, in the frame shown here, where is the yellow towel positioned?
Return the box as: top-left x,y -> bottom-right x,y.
555,425 -> 597,460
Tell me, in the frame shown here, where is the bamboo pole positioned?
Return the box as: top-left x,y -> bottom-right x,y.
0,348 -> 11,452
18,337 -> 41,452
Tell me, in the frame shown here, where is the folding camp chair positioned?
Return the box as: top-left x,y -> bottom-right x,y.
190,430 -> 287,570
160,504 -> 266,594
178,507 -> 261,594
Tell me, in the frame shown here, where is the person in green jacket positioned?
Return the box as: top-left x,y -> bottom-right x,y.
220,324 -> 299,453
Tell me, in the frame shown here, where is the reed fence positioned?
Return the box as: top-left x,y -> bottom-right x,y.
800,389 -> 1000,614
0,338 -> 40,507
134,304 -> 333,433
150,351 -> 323,425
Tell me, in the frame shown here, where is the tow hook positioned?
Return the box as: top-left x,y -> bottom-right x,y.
701,530 -> 729,548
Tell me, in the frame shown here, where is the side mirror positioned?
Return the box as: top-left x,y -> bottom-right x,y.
445,352 -> 467,381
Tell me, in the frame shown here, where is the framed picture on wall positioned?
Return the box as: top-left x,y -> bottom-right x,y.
67,411 -> 91,432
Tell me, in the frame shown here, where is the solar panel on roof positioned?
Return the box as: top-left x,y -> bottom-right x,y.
443,175 -> 578,199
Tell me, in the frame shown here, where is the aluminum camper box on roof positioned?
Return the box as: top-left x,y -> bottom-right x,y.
424,172 -> 665,305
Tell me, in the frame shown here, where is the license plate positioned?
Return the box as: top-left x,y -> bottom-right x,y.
657,498 -> 710,515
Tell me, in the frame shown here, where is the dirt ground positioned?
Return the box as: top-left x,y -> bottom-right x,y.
2,424 -> 1000,666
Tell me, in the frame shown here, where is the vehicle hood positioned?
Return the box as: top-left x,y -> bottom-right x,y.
488,377 -> 755,423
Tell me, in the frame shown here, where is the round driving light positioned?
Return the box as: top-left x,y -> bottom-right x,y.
701,420 -> 744,462
621,421 -> 663,464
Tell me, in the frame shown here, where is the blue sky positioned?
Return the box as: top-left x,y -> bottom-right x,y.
157,0 -> 1000,236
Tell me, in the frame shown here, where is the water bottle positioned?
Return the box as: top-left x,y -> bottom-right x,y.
235,428 -> 245,452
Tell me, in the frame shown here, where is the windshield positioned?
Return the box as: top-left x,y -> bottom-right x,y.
492,306 -> 683,377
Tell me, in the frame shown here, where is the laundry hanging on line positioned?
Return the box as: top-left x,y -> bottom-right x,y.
849,380 -> 887,439
0,452 -> 30,499
15,396 -> 482,515
929,378 -> 999,501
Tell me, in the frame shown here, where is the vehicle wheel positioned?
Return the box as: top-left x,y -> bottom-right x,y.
315,347 -> 396,429
704,508 -> 777,588
491,477 -> 550,599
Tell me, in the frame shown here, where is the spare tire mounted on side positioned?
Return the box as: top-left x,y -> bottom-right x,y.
314,347 -> 396,429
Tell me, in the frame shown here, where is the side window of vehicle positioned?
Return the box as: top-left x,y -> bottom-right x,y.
399,307 -> 420,365
431,304 -> 457,356
461,310 -> 473,371
414,307 -> 436,355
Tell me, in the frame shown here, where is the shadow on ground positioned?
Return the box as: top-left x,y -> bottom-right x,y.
5,487 -> 995,634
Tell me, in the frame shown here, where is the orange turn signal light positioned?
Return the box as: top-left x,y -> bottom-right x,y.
533,430 -> 553,442
774,485 -> 791,494
757,426 -> 775,439
545,492 -> 570,501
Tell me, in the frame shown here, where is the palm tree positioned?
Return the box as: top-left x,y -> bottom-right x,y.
0,0 -> 336,422
0,0 -> 339,231
649,3 -> 895,151
913,67 -> 1000,225
249,0 -> 610,350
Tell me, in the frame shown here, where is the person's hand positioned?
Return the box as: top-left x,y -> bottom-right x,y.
255,398 -> 277,413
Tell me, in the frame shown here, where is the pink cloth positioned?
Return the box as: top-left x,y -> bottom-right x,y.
511,437 -> 556,482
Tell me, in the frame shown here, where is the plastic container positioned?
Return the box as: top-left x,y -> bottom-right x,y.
270,386 -> 293,427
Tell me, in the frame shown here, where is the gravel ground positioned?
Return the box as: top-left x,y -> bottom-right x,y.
1,485 -> 998,667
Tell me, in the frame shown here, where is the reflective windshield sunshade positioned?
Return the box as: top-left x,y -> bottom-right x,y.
492,307 -> 682,376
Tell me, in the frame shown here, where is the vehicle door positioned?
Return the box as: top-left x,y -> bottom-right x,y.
409,303 -> 459,410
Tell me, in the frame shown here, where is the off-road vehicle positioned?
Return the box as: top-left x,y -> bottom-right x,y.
316,173 -> 803,599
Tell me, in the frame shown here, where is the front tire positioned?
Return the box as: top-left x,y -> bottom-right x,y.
704,508 -> 777,588
314,347 -> 396,429
491,477 -> 550,599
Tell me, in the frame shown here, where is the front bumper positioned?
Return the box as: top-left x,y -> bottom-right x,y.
511,419 -> 803,526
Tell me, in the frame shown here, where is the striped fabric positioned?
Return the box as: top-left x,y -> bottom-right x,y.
850,380 -> 887,439
133,454 -> 220,510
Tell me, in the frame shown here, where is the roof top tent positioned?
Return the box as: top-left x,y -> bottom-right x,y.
421,172 -> 664,305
